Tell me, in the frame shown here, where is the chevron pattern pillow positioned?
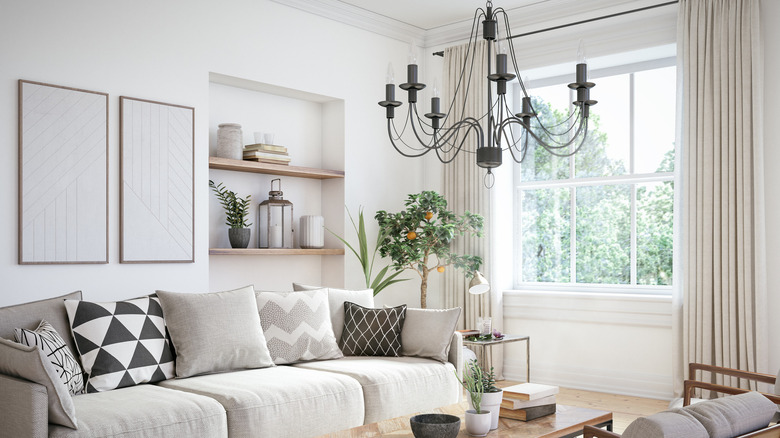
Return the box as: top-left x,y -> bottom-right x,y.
14,320 -> 85,395
255,290 -> 343,364
64,296 -> 175,393
340,302 -> 406,356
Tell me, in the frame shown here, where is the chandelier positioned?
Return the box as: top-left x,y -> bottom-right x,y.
378,1 -> 597,186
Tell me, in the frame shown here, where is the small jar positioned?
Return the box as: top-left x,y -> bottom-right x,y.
216,123 -> 243,160
299,215 -> 325,249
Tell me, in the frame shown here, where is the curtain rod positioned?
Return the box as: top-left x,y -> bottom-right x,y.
432,0 -> 678,57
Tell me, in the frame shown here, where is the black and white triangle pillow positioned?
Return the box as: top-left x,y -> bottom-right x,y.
14,320 -> 85,395
64,296 -> 175,393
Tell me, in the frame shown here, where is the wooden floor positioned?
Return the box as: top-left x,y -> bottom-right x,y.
497,381 -> 670,434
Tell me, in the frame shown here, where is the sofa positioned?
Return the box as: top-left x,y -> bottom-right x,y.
0,286 -> 464,438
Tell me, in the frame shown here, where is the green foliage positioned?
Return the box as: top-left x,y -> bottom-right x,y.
480,366 -> 500,393
375,191 -> 483,307
209,180 -> 252,229
329,207 -> 408,296
455,360 -> 486,413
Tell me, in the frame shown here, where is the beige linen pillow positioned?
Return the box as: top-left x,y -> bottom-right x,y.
0,337 -> 77,429
156,286 -> 274,378
292,283 -> 374,341
400,307 -> 461,362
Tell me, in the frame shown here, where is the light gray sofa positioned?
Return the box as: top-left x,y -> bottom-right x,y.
0,291 -> 463,438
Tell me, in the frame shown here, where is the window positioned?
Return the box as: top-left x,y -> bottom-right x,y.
514,60 -> 676,293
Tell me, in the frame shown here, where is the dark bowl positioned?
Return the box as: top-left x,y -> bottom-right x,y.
409,413 -> 461,438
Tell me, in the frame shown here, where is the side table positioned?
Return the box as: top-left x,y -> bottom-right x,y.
462,334 -> 530,382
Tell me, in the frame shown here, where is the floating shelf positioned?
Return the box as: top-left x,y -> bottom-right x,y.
209,157 -> 344,180
209,248 -> 345,256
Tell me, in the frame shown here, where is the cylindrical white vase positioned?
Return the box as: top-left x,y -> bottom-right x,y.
216,123 -> 243,160
299,215 -> 325,249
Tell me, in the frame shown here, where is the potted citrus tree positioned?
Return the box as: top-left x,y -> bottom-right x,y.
209,180 -> 252,248
456,360 -> 492,436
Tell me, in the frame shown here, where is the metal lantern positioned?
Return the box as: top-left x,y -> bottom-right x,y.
258,178 -> 294,248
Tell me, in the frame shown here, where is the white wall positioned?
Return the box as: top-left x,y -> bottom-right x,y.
0,0 -> 426,306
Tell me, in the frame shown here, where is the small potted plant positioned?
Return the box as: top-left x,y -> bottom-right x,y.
455,360 -> 492,436
209,180 -> 252,248
474,365 -> 503,430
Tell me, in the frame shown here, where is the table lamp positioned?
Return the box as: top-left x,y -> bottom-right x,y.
469,271 -> 491,334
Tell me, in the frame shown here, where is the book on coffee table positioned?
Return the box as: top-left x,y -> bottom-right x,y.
499,403 -> 557,421
501,394 -> 556,409
502,383 -> 559,401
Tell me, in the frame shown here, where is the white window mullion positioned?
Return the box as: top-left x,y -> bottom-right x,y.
631,184 -> 637,285
629,72 -> 637,285
570,186 -> 576,284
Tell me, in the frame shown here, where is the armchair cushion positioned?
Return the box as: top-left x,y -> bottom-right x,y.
622,409 -> 707,438
682,391 -> 775,438
292,283 -> 374,341
400,307 -> 461,363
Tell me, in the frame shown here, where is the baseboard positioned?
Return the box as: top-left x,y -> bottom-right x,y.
503,361 -> 673,401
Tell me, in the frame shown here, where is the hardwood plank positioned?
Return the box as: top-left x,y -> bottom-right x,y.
209,156 -> 344,179
209,248 -> 345,255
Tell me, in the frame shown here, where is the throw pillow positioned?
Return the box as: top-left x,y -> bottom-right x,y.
400,307 -> 461,362
14,320 -> 85,395
64,296 -> 175,393
292,283 -> 374,341
156,285 -> 274,378
0,337 -> 78,429
340,302 -> 406,356
255,289 -> 343,364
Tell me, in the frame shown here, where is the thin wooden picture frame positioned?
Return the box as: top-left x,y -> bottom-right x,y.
119,96 -> 195,263
18,80 -> 109,264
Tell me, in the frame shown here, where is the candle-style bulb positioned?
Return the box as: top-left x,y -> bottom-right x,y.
408,40 -> 418,64
386,63 -> 395,85
497,39 -> 507,55
577,39 -> 587,64
433,78 -> 440,98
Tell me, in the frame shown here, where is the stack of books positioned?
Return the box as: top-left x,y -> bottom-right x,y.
243,143 -> 291,165
499,383 -> 559,421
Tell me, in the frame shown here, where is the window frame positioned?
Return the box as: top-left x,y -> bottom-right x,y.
512,57 -> 677,295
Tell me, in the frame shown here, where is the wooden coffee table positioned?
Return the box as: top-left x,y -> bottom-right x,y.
320,401 -> 613,438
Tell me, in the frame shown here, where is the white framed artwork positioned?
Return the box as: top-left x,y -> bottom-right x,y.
18,80 -> 109,264
120,96 -> 194,263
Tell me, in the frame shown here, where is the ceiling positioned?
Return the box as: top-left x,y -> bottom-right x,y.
337,0 -> 547,30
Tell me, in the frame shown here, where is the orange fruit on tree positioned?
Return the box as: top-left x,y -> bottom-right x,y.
425,211 -> 434,220
407,231 -> 417,240
437,266 -> 445,273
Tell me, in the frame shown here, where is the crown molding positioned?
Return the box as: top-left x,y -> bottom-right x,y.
271,0 -> 426,43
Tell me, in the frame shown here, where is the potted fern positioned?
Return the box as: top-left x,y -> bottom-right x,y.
456,360 -> 492,436
209,180 -> 252,248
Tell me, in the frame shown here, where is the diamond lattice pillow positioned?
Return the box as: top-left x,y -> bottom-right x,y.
340,302 -> 406,356
64,296 -> 175,393
14,320 -> 85,395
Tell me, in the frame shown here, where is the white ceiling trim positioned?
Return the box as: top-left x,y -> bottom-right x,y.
271,0 -> 426,43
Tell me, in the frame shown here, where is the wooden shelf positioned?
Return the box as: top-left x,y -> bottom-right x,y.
209,248 -> 345,256
209,157 -> 344,179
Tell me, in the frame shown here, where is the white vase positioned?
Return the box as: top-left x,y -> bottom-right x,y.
216,123 -> 243,160
299,215 -> 324,248
465,409 -> 491,437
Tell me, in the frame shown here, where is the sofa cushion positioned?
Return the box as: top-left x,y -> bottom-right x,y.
14,320 -> 85,395
48,383 -> 227,438
341,302 -> 406,356
292,283 -> 374,341
158,366 -> 364,438
0,291 -> 82,356
255,289 -> 343,364
294,356 -> 460,424
623,409 -> 708,438
64,296 -> 175,392
682,391 -> 776,438
401,307 -> 461,362
156,286 -> 274,378
0,337 -> 77,429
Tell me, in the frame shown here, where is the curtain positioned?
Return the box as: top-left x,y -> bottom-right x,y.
677,0 -> 767,393
441,40 -> 504,379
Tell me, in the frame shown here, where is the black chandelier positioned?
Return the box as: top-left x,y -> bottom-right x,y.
378,1 -> 597,186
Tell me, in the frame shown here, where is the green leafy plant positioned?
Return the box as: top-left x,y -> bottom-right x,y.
480,366 -> 500,393
329,207 -> 408,296
455,360 -> 487,413
209,180 -> 252,229
375,191 -> 483,308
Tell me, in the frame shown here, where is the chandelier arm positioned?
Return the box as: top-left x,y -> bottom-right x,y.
524,116 -> 588,155
440,9 -> 484,129
530,105 -> 582,140
506,128 -> 530,164
411,103 -> 438,138
435,117 -> 484,152
435,120 -> 484,164
387,119 -> 435,157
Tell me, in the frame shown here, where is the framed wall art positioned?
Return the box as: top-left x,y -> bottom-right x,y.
120,96 -> 194,263
18,80 -> 109,264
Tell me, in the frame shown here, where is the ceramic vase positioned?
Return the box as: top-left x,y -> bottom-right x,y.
299,215 -> 324,249
217,123 -> 243,160
228,228 -> 250,248
465,409 -> 491,437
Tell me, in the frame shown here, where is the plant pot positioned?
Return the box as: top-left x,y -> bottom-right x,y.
464,409 -> 491,437
481,390 -> 503,430
228,228 -> 250,248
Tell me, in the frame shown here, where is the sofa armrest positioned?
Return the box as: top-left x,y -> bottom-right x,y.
448,332 -> 463,381
0,373 -> 49,438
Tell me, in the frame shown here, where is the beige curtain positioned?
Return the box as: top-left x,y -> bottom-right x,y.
441,40 -> 504,379
678,0 -> 767,392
